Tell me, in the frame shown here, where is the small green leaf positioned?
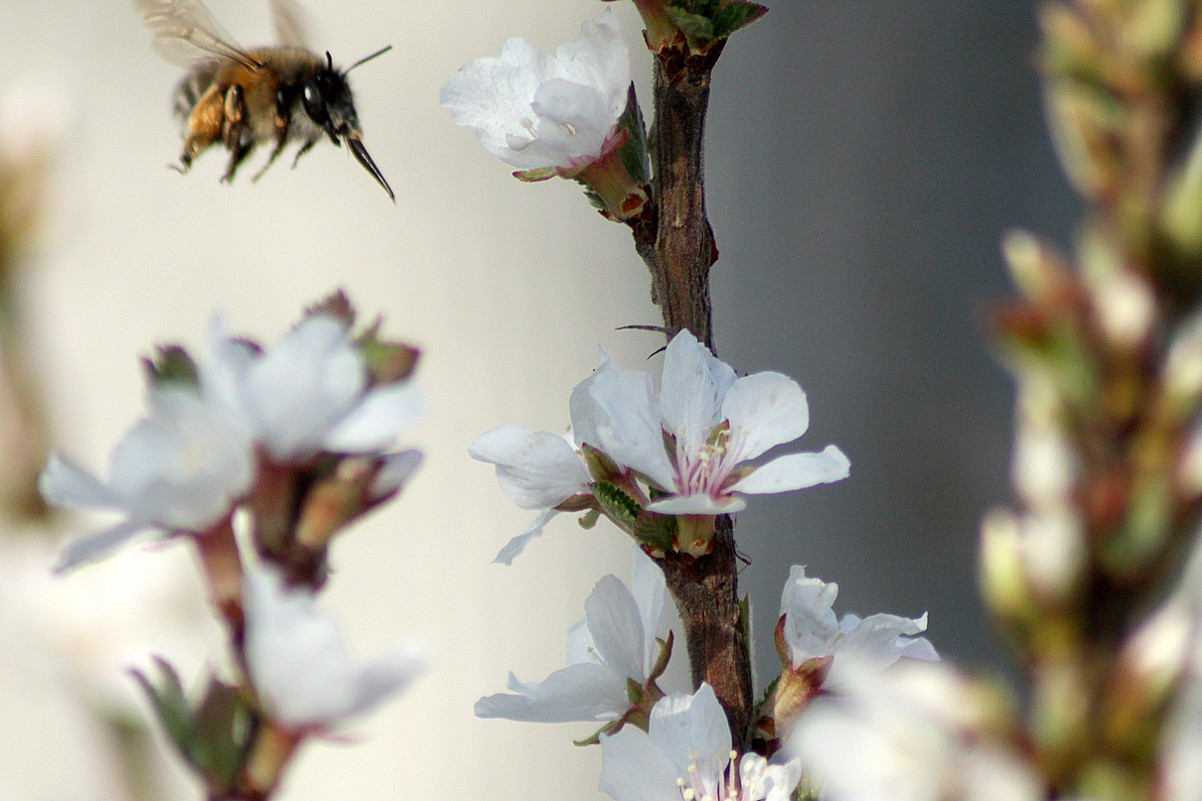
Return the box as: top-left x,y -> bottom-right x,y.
131,657 -> 196,768
665,6 -> 715,45
616,84 -> 652,187
594,480 -> 641,530
578,508 -> 602,530
712,1 -> 768,38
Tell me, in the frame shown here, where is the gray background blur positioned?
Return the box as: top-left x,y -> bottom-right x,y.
0,1 -> 1075,799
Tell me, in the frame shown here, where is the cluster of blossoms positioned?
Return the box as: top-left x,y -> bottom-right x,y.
473,542 -> 941,800
40,294 -> 426,796
471,329 -> 850,562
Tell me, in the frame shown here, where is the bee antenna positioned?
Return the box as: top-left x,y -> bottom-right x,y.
325,51 -> 334,71
344,45 -> 393,74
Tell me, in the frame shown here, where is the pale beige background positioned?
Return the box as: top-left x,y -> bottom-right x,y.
0,1 -> 1070,800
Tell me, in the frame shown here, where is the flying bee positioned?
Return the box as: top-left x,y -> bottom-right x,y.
133,0 -> 394,200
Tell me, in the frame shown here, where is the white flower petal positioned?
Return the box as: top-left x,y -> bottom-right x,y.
39,454 -> 122,510
243,565 -> 421,728
53,519 -> 152,573
584,369 -> 676,491
630,547 -> 666,666
646,493 -> 746,515
585,575 -> 646,683
780,566 -> 841,666
660,329 -> 736,454
476,662 -> 628,722
722,372 -> 810,461
369,449 -> 424,500
338,640 -> 427,720
440,11 -> 629,170
470,425 -> 591,509
731,445 -> 850,495
835,612 -> 939,674
600,726 -> 684,801
243,315 -> 365,460
493,508 -> 558,565
648,683 -> 731,791
323,381 -> 423,453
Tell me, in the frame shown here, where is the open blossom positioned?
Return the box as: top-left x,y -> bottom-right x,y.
787,661 -> 1043,801
476,547 -> 666,723
207,312 -> 422,463
40,384 -> 253,571
577,330 -> 849,515
472,330 -> 849,561
440,11 -> 629,173
600,683 -> 802,801
780,565 -> 937,686
242,564 -> 426,731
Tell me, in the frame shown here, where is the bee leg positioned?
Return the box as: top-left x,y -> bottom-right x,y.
221,135 -> 255,184
179,84 -> 225,174
252,120 -> 291,182
291,138 -> 318,168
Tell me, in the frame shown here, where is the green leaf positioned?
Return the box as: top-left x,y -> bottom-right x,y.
712,1 -> 768,38
131,657 -> 197,769
616,84 -> 652,187
594,480 -> 641,531
665,6 -> 715,45
578,508 -> 602,530
130,658 -> 254,795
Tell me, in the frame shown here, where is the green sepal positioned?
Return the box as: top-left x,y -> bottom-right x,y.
142,345 -> 199,389
633,509 -> 678,553
513,166 -> 558,182
304,289 -> 355,325
357,321 -> 421,384
581,443 -> 623,483
616,83 -> 651,188
578,508 -> 602,530
594,480 -> 641,531
130,657 -> 254,795
648,630 -> 674,682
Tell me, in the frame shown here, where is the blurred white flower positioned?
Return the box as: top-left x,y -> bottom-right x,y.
242,564 -> 426,731
0,536 -> 217,712
787,661 -> 1042,801
476,547 -> 665,722
780,565 -> 937,687
600,683 -> 801,801
41,384 -> 253,571
208,313 -> 422,463
440,10 -> 630,172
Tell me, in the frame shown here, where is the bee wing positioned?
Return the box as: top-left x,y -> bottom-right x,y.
132,0 -> 261,69
269,0 -> 310,48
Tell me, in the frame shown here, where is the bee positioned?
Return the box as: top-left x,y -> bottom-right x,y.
133,0 -> 394,200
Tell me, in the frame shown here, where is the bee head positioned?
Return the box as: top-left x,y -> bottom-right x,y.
301,52 -> 360,143
300,47 -> 396,202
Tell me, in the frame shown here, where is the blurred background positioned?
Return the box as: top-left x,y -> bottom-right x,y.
0,1 -> 1075,799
